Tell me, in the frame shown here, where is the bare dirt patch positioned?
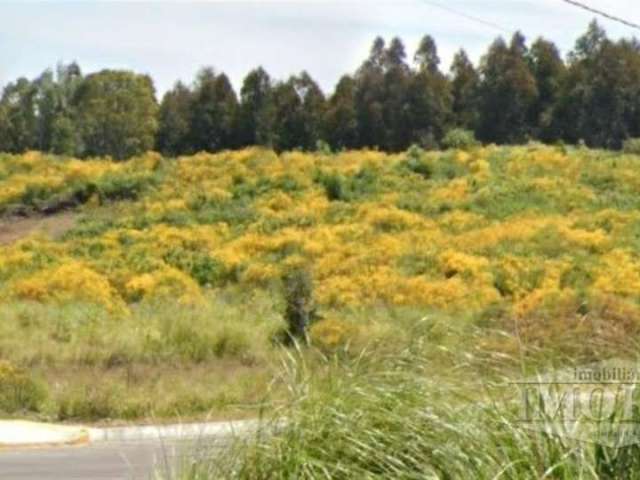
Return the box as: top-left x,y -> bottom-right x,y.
0,212 -> 78,245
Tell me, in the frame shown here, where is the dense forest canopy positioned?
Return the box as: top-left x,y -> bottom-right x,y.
1,21 -> 639,159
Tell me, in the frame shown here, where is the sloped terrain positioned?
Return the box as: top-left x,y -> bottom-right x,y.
1,145 -> 639,422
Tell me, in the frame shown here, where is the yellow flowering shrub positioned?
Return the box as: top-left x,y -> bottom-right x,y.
592,249 -> 640,298
12,261 -> 125,312
310,318 -> 358,352
512,259 -> 572,318
125,267 -> 203,305
431,178 -> 469,202
438,250 -> 489,278
4,144 -> 640,327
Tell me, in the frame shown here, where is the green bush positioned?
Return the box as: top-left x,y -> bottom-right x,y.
57,384 -> 124,421
232,175 -> 301,200
400,145 -> 432,179
623,138 -> 640,155
163,248 -> 233,287
318,173 -> 347,201
348,166 -> 378,198
315,140 -> 333,155
442,128 -> 479,150
20,184 -> 57,206
192,197 -> 256,225
95,172 -> 154,202
405,144 -> 425,163
0,361 -> 47,414
282,268 -> 316,344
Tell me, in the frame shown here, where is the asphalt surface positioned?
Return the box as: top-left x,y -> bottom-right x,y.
0,438 -> 223,480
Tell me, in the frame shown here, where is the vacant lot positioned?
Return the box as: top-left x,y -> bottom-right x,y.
0,145 -> 639,425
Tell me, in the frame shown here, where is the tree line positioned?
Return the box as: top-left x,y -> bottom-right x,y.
1,21 -> 639,160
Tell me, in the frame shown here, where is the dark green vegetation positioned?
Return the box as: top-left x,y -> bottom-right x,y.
2,21 -> 640,159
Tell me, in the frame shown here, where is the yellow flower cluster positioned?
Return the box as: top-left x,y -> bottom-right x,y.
0,151 -> 129,206
3,144 -> 640,324
12,261 -> 125,312
593,249 -> 640,298
125,267 -> 203,305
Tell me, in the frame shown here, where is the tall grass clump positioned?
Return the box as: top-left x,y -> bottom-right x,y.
0,360 -> 47,414
167,344 -> 640,480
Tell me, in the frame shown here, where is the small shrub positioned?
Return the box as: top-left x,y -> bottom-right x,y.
402,145 -> 432,179
406,144 -> 425,163
317,167 -> 378,202
319,173 -> 347,201
315,140 -> 332,155
57,385 -> 123,421
623,138 -> 640,155
347,166 -> 378,198
0,361 -> 47,414
282,268 -> 317,344
94,172 -> 153,202
163,248 -> 232,287
441,128 -> 479,150
20,184 -> 56,206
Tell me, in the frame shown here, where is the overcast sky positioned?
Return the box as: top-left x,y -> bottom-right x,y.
0,0 -> 638,97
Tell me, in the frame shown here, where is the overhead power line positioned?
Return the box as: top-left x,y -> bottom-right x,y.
418,0 -> 512,35
560,0 -> 640,31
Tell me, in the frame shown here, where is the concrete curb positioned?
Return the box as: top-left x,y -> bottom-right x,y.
0,421 -> 90,449
0,419 -> 262,450
88,420 -> 258,443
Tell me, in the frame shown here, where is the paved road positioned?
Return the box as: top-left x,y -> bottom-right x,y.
0,438 -> 224,480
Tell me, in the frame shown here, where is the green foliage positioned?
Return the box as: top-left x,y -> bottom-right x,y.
282,268 -> 315,343
272,72 -> 325,152
189,69 -> 238,153
400,145 -> 432,179
319,172 -> 347,201
317,167 -> 379,202
0,361 -> 47,414
164,248 -> 232,287
148,322 -> 251,363
231,175 -> 300,200
57,384 -> 125,421
623,138 -> 640,155
237,68 -> 276,148
556,21 -> 640,149
315,140 -> 332,155
529,38 -> 566,142
93,172 -> 149,202
0,297 -> 277,422
73,70 -> 158,160
0,78 -> 38,153
477,33 -> 538,144
6,23 -> 640,157
156,82 -> 193,156
450,49 -> 480,131
182,339 -> 640,480
442,128 -> 479,150
192,197 -> 256,226
322,75 -> 359,150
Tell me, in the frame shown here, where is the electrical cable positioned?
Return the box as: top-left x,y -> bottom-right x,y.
560,0 -> 640,31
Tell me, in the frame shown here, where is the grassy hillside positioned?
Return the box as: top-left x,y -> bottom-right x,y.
1,145 -> 640,422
